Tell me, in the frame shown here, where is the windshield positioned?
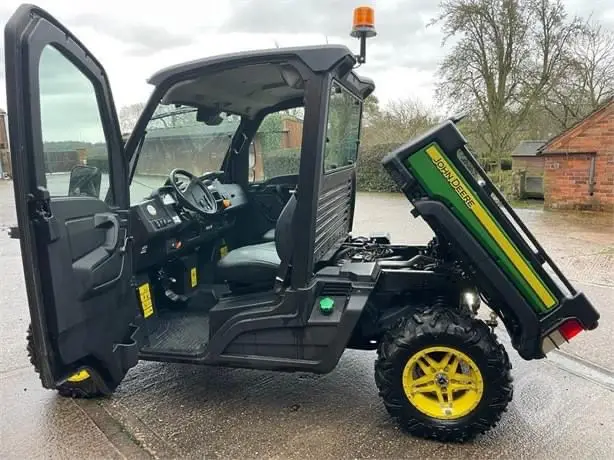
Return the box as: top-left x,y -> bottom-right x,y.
130,104 -> 240,203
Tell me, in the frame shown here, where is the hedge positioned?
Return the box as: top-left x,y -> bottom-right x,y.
90,142 -> 502,195
355,142 -> 403,192
261,148 -> 301,179
262,143 -> 404,192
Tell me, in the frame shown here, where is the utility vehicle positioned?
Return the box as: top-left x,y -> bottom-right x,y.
5,4 -> 599,442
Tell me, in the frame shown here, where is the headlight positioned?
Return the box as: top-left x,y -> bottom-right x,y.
462,290 -> 480,309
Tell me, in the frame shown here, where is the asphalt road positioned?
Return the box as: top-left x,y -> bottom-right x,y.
1,181 -> 613,459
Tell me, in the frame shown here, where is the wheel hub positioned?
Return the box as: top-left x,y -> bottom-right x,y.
435,373 -> 449,387
402,346 -> 484,420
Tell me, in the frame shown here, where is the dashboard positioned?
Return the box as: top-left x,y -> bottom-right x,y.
130,179 -> 248,271
161,192 -> 176,206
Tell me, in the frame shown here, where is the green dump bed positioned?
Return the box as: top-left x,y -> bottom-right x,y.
382,120 -> 599,360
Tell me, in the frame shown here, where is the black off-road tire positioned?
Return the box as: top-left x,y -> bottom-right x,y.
26,324 -> 106,398
375,305 -> 513,443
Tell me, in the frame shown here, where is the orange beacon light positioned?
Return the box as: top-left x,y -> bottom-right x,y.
350,6 -> 376,63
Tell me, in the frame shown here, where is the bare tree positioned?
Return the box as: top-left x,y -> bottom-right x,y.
119,102 -> 146,134
544,20 -> 614,129
434,0 -> 582,163
574,21 -> 614,108
361,94 -> 381,125
361,98 -> 440,146
281,107 -> 305,120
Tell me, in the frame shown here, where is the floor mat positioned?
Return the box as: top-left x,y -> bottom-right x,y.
142,311 -> 210,356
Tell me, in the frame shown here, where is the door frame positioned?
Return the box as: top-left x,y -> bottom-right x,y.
4,5 -> 132,387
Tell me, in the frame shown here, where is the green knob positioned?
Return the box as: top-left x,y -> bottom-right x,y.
319,297 -> 335,315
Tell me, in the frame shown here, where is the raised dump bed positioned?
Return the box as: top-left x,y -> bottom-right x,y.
382,120 -> 600,360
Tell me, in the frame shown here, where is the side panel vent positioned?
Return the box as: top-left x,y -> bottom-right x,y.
314,177 -> 353,262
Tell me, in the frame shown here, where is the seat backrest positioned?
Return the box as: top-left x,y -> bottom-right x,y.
275,192 -> 297,263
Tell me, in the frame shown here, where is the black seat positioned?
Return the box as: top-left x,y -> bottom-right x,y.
217,193 -> 296,288
215,242 -> 280,285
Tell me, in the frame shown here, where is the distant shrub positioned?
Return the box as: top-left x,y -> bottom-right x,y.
260,144 -> 404,192
261,148 -> 301,179
489,169 -> 514,197
356,142 -> 404,192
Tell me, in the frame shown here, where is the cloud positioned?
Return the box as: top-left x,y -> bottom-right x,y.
0,0 -> 612,115
221,0 -> 446,102
68,13 -> 195,57
0,46 -> 4,79
223,0 -> 437,41
565,0 -> 614,28
39,45 -> 105,142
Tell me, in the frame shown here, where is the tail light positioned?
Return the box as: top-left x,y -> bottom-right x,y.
558,319 -> 583,341
542,319 -> 585,354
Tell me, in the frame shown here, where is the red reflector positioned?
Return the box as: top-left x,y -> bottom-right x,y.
559,319 -> 583,341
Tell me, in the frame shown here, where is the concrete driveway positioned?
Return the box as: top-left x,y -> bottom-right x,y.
1,181 -> 613,459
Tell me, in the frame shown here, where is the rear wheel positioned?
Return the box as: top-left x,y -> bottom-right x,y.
26,324 -> 107,398
375,305 -> 512,442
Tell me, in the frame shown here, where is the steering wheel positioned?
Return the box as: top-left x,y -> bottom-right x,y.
199,171 -> 225,183
168,168 -> 218,215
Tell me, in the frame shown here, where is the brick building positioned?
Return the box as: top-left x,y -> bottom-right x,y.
539,99 -> 614,212
251,115 -> 303,181
511,140 -> 546,199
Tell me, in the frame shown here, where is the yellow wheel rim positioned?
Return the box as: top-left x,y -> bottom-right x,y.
402,346 -> 484,420
67,369 -> 90,382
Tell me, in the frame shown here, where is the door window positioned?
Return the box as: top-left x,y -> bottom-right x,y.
39,45 -> 110,199
323,82 -> 362,173
249,108 -> 304,182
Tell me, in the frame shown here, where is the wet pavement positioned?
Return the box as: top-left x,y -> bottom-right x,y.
1,181 -> 613,459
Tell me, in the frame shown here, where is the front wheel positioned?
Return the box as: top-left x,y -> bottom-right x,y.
27,324 -> 108,398
375,306 -> 513,442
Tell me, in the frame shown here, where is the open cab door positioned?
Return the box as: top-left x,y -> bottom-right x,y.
5,5 -> 143,395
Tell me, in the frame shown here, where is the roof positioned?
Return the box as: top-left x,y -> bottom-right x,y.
511,140 -> 546,157
148,45 -> 358,85
145,45 -> 375,118
539,98 -> 614,155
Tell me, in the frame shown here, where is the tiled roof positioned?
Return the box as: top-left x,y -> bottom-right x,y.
511,140 -> 547,157
540,98 -> 614,154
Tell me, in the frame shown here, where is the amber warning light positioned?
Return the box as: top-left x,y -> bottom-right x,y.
350,6 -> 377,64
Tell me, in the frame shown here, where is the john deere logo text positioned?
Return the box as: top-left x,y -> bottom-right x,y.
426,146 -> 476,209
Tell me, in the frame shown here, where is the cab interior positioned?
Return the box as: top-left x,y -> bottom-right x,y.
115,58 -> 364,360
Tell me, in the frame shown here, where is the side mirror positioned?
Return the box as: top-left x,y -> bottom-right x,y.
196,107 -> 224,126
68,165 -> 102,198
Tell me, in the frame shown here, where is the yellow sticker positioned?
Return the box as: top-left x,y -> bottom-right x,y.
138,283 -> 154,318
190,267 -> 198,288
220,245 -> 228,258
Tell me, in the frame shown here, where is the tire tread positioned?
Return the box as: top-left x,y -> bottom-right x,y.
375,306 -> 513,442
26,324 -> 105,399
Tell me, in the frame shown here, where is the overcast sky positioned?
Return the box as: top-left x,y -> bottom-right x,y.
1,0 -> 613,118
